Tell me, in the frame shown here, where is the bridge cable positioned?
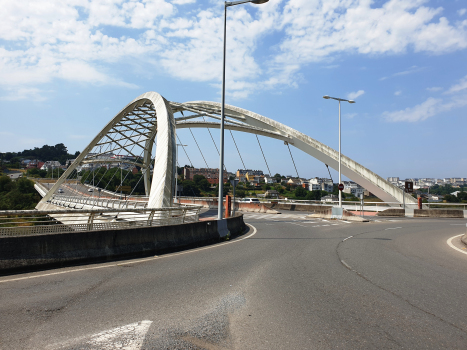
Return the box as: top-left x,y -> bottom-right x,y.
201,115 -> 228,173
176,134 -> 194,167
230,130 -> 246,170
286,143 -> 300,178
189,128 -> 210,168
255,134 -> 271,176
325,164 -> 334,184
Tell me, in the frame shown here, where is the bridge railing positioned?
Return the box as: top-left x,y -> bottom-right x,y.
0,205 -> 202,237
49,195 -> 149,210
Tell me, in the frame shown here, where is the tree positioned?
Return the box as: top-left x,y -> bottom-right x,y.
273,173 -> 282,183
294,186 -> 307,198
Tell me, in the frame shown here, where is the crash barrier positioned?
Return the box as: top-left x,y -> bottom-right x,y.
377,208 -> 465,218
0,206 -> 201,237
0,214 -> 245,273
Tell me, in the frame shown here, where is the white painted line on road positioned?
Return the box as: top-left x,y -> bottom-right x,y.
342,236 -> 353,242
331,224 -> 339,226
341,220 -> 351,224
312,225 -> 320,227
385,227 -> 402,230
54,320 -> 152,350
447,234 -> 467,256
322,224 -> 330,227
0,224 -> 258,284
321,219 -> 329,222
340,259 -> 352,270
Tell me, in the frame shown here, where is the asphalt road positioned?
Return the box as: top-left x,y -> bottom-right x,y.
0,212 -> 466,349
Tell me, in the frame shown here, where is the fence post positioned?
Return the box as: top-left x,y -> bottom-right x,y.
87,213 -> 95,231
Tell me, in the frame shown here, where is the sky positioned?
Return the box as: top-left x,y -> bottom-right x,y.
0,0 -> 466,180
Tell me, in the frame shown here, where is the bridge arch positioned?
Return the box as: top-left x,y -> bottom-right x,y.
40,92 -> 415,209
173,100 -> 416,206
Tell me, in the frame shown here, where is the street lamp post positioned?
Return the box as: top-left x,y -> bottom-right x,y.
175,144 -> 187,204
218,0 -> 269,220
323,95 -> 355,208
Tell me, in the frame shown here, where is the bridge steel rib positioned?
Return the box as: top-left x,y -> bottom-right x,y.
38,92 -> 414,210
38,92 -> 176,209
173,101 -> 416,206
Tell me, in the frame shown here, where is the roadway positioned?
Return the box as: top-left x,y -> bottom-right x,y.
0,212 -> 466,349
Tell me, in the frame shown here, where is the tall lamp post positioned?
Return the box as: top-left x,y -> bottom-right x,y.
218,0 -> 269,220
175,144 -> 187,204
323,95 -> 355,208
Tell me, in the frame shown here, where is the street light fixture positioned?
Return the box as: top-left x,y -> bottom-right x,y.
175,144 -> 187,204
323,95 -> 356,209
218,0 -> 269,220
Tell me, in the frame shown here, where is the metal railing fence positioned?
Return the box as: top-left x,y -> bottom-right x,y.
0,205 -> 202,237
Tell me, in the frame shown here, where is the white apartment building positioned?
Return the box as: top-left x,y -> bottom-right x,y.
308,177 -> 333,192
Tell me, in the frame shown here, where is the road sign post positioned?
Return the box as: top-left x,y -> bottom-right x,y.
230,178 -> 239,216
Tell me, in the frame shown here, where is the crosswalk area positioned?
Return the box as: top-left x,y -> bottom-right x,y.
241,212 -> 353,227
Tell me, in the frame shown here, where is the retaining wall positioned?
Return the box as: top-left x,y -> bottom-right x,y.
413,209 -> 464,218
0,215 -> 245,274
377,209 -> 405,217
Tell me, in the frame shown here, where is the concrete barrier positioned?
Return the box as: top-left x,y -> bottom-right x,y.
414,209 -> 464,218
0,215 -> 245,274
377,209 -> 405,217
267,203 -> 332,212
306,208 -> 369,222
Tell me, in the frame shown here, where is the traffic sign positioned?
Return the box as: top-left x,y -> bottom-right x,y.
338,183 -> 344,191
405,181 -> 413,193
116,185 -> 132,193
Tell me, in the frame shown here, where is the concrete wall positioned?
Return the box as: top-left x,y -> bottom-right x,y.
377,209 -> 405,217
413,209 -> 464,218
267,203 -> 332,213
0,215 -> 245,274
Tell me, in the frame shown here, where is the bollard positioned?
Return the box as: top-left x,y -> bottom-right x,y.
225,195 -> 232,218
418,197 -> 422,210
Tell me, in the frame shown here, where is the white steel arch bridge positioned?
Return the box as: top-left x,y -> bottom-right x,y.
38,91 -> 416,210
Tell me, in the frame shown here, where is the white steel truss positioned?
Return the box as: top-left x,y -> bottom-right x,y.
39,92 -> 416,209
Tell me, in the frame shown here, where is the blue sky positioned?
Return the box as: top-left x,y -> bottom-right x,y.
1,0 -> 466,180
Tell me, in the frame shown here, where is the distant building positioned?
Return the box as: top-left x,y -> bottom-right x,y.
236,169 -> 263,177
309,177 -> 333,192
184,167 -> 228,184
343,181 -> 365,197
264,190 -> 279,199
40,161 -> 61,170
387,177 -> 399,182
321,194 -> 338,202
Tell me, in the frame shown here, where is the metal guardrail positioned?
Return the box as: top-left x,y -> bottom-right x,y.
50,195 -> 149,209
0,206 -> 202,237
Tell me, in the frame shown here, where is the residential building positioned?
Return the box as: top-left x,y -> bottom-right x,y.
309,177 -> 333,192
343,181 -> 365,197
264,190 -> 279,199
321,194 -> 338,202
184,167 -> 228,184
236,169 -> 263,177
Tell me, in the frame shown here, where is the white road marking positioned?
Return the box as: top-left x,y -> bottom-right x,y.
341,220 -> 351,224
342,236 -> 353,242
322,224 -> 330,227
385,227 -> 402,230
447,234 -> 467,256
321,219 -> 329,222
0,224 -> 258,284
52,320 -> 153,350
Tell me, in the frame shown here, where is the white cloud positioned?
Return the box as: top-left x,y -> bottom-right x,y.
379,66 -> 425,81
383,95 -> 467,122
427,86 -> 443,92
172,0 -> 195,4
459,9 -> 467,17
1,0 -> 467,100
347,90 -> 364,100
394,90 -> 402,96
446,74 -> 467,94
